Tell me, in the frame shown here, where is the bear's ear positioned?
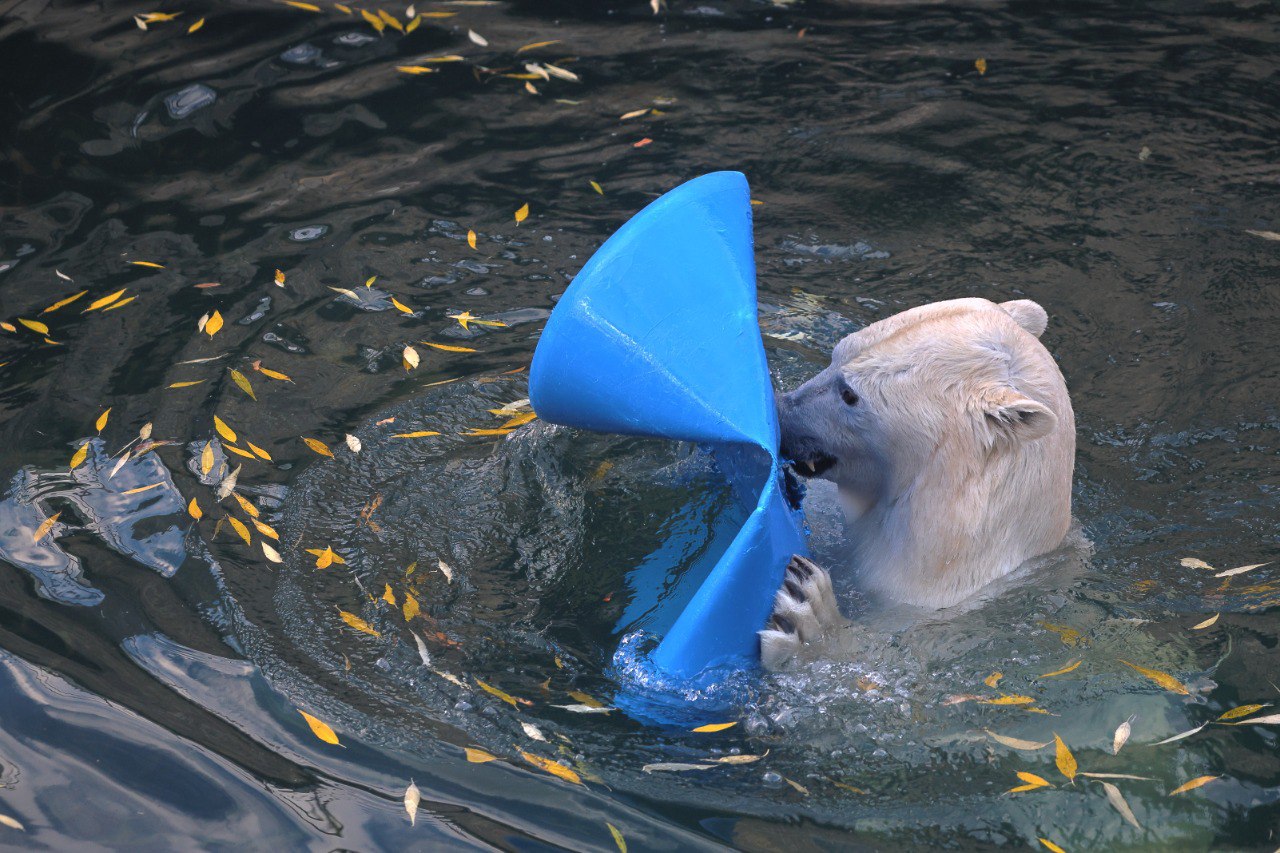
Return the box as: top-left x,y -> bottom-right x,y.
979,385 -> 1058,444
999,299 -> 1048,338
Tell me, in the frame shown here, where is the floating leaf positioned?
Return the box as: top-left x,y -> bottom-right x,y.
517,39 -> 560,52
298,710 -> 340,744
543,63 -> 578,82
121,482 -> 163,496
403,780 -> 421,826
397,65 -> 438,75
168,380 -> 205,388
437,560 -> 453,583
403,345 -> 420,370
633,137 -> 652,148
227,515 -> 251,545
1081,772 -> 1156,780
1245,229 -> 1280,241
1152,722 -> 1207,745
521,751 -> 582,784
1053,733 -> 1077,780
252,519 -> 279,540
231,492 -> 259,518
1180,557 -> 1214,570
18,318 -> 49,335
980,694 -> 1036,706
590,180 -> 604,195
1192,613 -> 1219,630
303,437 -> 334,457
642,762 -> 718,773
1041,660 -> 1082,678
412,631 -> 431,666
205,310 -> 224,337
255,364 -> 293,381
520,721 -> 547,742
1113,714 -> 1135,754
500,412 -> 539,429
0,814 -> 24,831
282,0 -> 322,10
475,678 -> 519,707
187,17 -> 204,33
692,721 -> 736,733
32,511 -> 61,543
403,592 -> 421,621
381,584 -> 396,606
1011,772 -> 1052,793
468,28 -> 488,46
1100,781 -> 1141,829
85,288 -> 127,312
465,747 -> 499,764
313,546 -> 339,568
391,296 -> 414,315
1215,562 -> 1269,578
1118,659 -> 1190,694
421,341 -> 477,353
985,730 -> 1049,751
1224,713 -> 1280,726
607,822 -> 626,853
95,407 -> 111,434
186,497 -> 203,521
975,57 -> 987,75
225,369 -> 256,400
339,609 -> 380,637
1039,840 -> 1065,853
262,542 -> 282,563
201,442 -> 215,475
551,704 -> 615,713
1040,622 -> 1084,646
42,290 -> 87,313
247,441 -> 273,461
129,260 -> 165,269
70,442 -> 89,470
467,229 -> 477,249
464,428 -> 514,437
1169,775 -> 1218,796
1218,703 -> 1269,721
213,416 -> 237,444
393,430 -> 441,438
514,203 -> 529,224
983,672 -> 1003,688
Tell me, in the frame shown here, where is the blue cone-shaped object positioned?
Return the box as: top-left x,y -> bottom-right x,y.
530,171 -> 808,687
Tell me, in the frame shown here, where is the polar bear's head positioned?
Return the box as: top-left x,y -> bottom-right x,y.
777,297 -> 1075,608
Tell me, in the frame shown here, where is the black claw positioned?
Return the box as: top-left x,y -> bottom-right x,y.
788,555 -> 813,579
770,613 -> 796,634
783,578 -> 805,601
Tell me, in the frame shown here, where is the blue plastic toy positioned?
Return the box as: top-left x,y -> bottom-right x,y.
530,171 -> 808,689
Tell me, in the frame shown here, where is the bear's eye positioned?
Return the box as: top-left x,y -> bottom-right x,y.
840,385 -> 859,406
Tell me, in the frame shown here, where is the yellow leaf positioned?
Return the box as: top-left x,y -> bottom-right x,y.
256,365 -> 293,381
980,694 -> 1036,705
464,428 -> 514,437
129,260 -> 165,268
201,443 -> 215,475
205,310 -> 224,337
983,672 -> 1002,688
42,290 -> 87,313
84,288 -> 127,312
517,39 -> 560,52
379,9 -> 403,31
975,57 -> 988,75
619,108 -> 649,120
222,445 -> 252,460
393,431 -> 441,438
500,412 -> 539,429
232,492 -> 260,518
475,678 -> 519,707
392,296 -> 414,315
1053,732 -> 1076,780
187,17 -> 204,33
229,369 -> 256,400
691,722 -> 736,733
303,437 -> 334,457
1016,771 -> 1052,788
382,584 -> 396,606
567,690 -> 603,708
405,15 -> 421,32
403,591 -> 420,621
282,0 -> 322,10
467,229 -> 477,249
465,747 -> 498,763
227,515 -> 251,545
515,203 -> 529,224
520,751 -> 582,785
274,269 -> 286,286
188,498 -> 203,520
18,318 -> 49,335
339,609 -> 380,637
121,482 -> 163,496
0,322 -> 13,332
70,442 -> 89,470
1192,613 -> 1219,630
397,66 -> 438,75
32,511 -> 61,543
1218,703 -> 1269,721
607,822 -> 626,853
95,407 -> 111,433
422,342 -> 476,353
403,345 -> 420,370
253,519 -> 279,540
1169,775 -> 1218,796
168,380 -> 204,388
1040,660 -> 1082,678
361,8 -> 385,30
590,180 -> 604,195
214,415 -> 237,444
1118,659 -> 1190,694
247,441 -> 273,461
1039,622 -> 1084,646
1039,839 -> 1066,853
314,546 -> 337,568
298,710 -> 341,744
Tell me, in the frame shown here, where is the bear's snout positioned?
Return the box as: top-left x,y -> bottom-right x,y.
776,387 -> 839,478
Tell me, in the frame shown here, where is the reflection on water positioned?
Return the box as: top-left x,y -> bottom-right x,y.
2,0 -> 1279,848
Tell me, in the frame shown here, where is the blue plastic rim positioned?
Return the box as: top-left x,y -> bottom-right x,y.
530,171 -> 808,694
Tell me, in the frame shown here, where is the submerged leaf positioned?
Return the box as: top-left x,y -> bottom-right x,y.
393,430 -> 441,438
607,822 -> 626,853
475,678 -> 519,707
465,747 -> 499,764
1101,781 -> 1141,829
1118,659 -> 1190,694
1224,713 -> 1280,726
980,694 -> 1036,706
298,710 -> 340,744
1152,722 -> 1208,745
642,762 -> 717,773
339,609 -> 380,637
1169,775 -> 1218,796
521,751 -> 581,784
985,730 -> 1050,751
1040,660 -> 1082,678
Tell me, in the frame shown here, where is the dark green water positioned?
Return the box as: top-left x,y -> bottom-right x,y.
2,0 -> 1279,849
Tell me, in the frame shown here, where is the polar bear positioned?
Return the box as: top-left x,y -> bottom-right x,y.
760,297 -> 1075,668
